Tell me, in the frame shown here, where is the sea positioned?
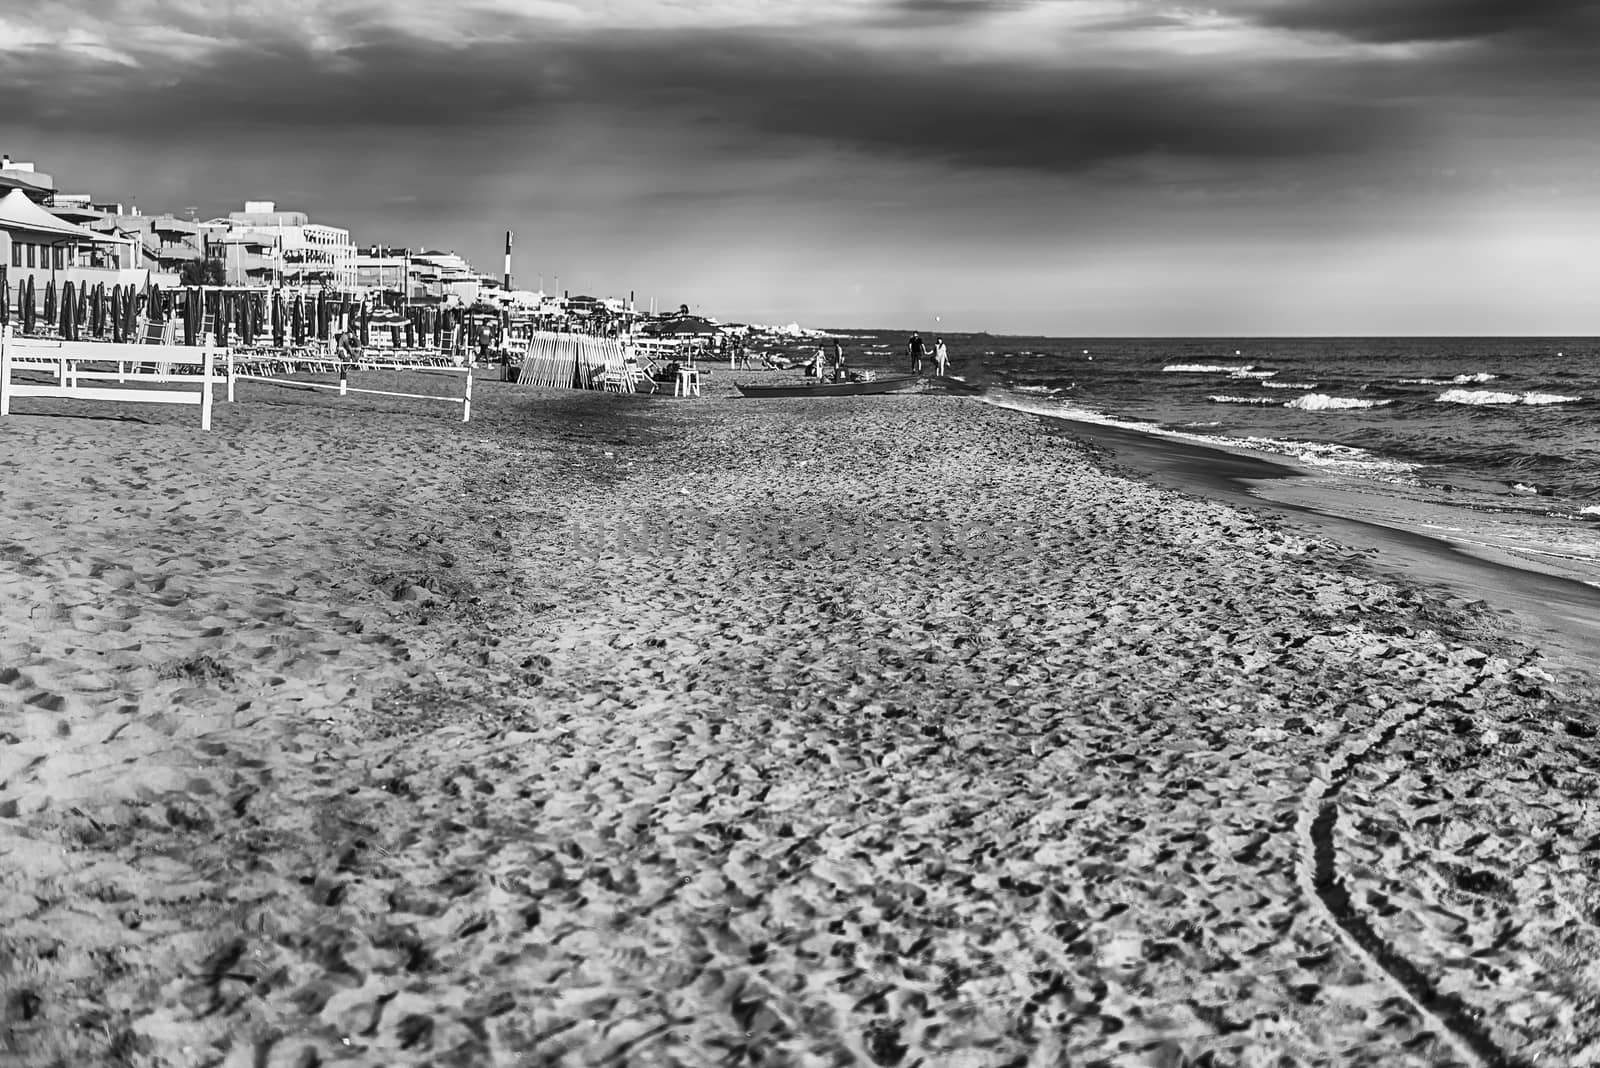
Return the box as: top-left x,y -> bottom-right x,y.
826,333 -> 1600,586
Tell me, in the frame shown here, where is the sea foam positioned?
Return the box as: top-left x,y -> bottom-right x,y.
1207,394 -> 1280,405
1262,381 -> 1318,390
1286,394 -> 1389,411
1164,363 -> 1252,373
1438,389 -> 1581,406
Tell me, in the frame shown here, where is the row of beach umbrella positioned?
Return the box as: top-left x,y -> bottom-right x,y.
1,276 -> 505,351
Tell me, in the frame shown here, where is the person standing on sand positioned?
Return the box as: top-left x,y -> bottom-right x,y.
908,333 -> 925,373
831,339 -> 845,381
933,337 -> 949,377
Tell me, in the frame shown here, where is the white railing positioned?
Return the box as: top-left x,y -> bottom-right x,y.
0,326 -> 223,429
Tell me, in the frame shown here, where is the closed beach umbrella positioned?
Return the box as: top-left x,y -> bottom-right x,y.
43,279 -> 56,325
183,288 -> 197,346
315,290 -> 326,340
0,265 -> 7,327
291,295 -> 304,344
271,291 -> 283,346
110,286 -> 123,342
60,280 -> 75,340
360,301 -> 370,347
76,285 -> 88,338
24,276 -> 36,333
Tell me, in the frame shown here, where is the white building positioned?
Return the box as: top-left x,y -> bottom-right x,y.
355,245 -> 508,304
199,201 -> 356,290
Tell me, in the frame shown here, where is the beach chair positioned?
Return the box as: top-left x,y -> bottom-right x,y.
622,353 -> 658,394
140,318 -> 175,346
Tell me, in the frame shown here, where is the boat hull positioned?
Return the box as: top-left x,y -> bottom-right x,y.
735,375 -> 922,398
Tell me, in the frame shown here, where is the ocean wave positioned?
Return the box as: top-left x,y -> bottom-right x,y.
981,392 -> 1422,480
1286,394 -> 1390,411
1234,436 -> 1419,476
1397,372 -> 1499,386
1014,384 -> 1063,395
1262,381 -> 1318,389
1582,505 -> 1600,517
1207,394 -> 1280,405
1229,368 -> 1277,379
1437,389 -> 1582,406
1164,363 -> 1253,373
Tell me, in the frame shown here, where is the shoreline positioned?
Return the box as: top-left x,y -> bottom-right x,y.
3,380 -> 1599,1065
987,395 -> 1600,679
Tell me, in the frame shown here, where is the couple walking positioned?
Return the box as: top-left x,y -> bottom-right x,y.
909,333 -> 949,376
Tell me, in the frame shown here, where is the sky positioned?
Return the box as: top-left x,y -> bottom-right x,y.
3,0 -> 1598,335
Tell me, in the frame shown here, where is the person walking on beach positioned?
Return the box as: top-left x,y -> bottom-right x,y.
908,333 -> 926,373
933,337 -> 949,377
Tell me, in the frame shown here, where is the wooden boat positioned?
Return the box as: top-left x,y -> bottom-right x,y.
735,375 -> 922,398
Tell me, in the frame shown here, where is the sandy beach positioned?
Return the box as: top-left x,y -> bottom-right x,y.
3,373 -> 1599,1067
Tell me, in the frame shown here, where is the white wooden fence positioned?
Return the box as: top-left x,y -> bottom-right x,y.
224,351 -> 473,422
0,326 -> 222,430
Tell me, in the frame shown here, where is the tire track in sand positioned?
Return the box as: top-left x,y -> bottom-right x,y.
1295,695 -> 1525,1068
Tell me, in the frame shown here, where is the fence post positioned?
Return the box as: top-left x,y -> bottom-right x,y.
339,365 -> 348,396
0,325 -> 11,416
201,335 -> 214,431
462,367 -> 473,422
226,348 -> 235,403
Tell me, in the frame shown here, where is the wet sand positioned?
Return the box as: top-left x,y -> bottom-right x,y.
2,374 -> 1598,1066
1024,412 -> 1600,680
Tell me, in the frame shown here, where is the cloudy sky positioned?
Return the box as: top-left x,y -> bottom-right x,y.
3,0 -> 1597,334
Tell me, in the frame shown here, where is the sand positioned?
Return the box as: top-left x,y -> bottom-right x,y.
2,371 -> 1598,1067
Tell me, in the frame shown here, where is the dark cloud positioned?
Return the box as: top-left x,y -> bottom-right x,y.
1236,0 -> 1600,44
875,0 -> 1025,23
566,30 -> 1403,173
0,23 -> 1410,178
0,31 -> 563,132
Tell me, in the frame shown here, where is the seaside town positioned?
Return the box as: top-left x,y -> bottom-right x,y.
0,153 -> 829,384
